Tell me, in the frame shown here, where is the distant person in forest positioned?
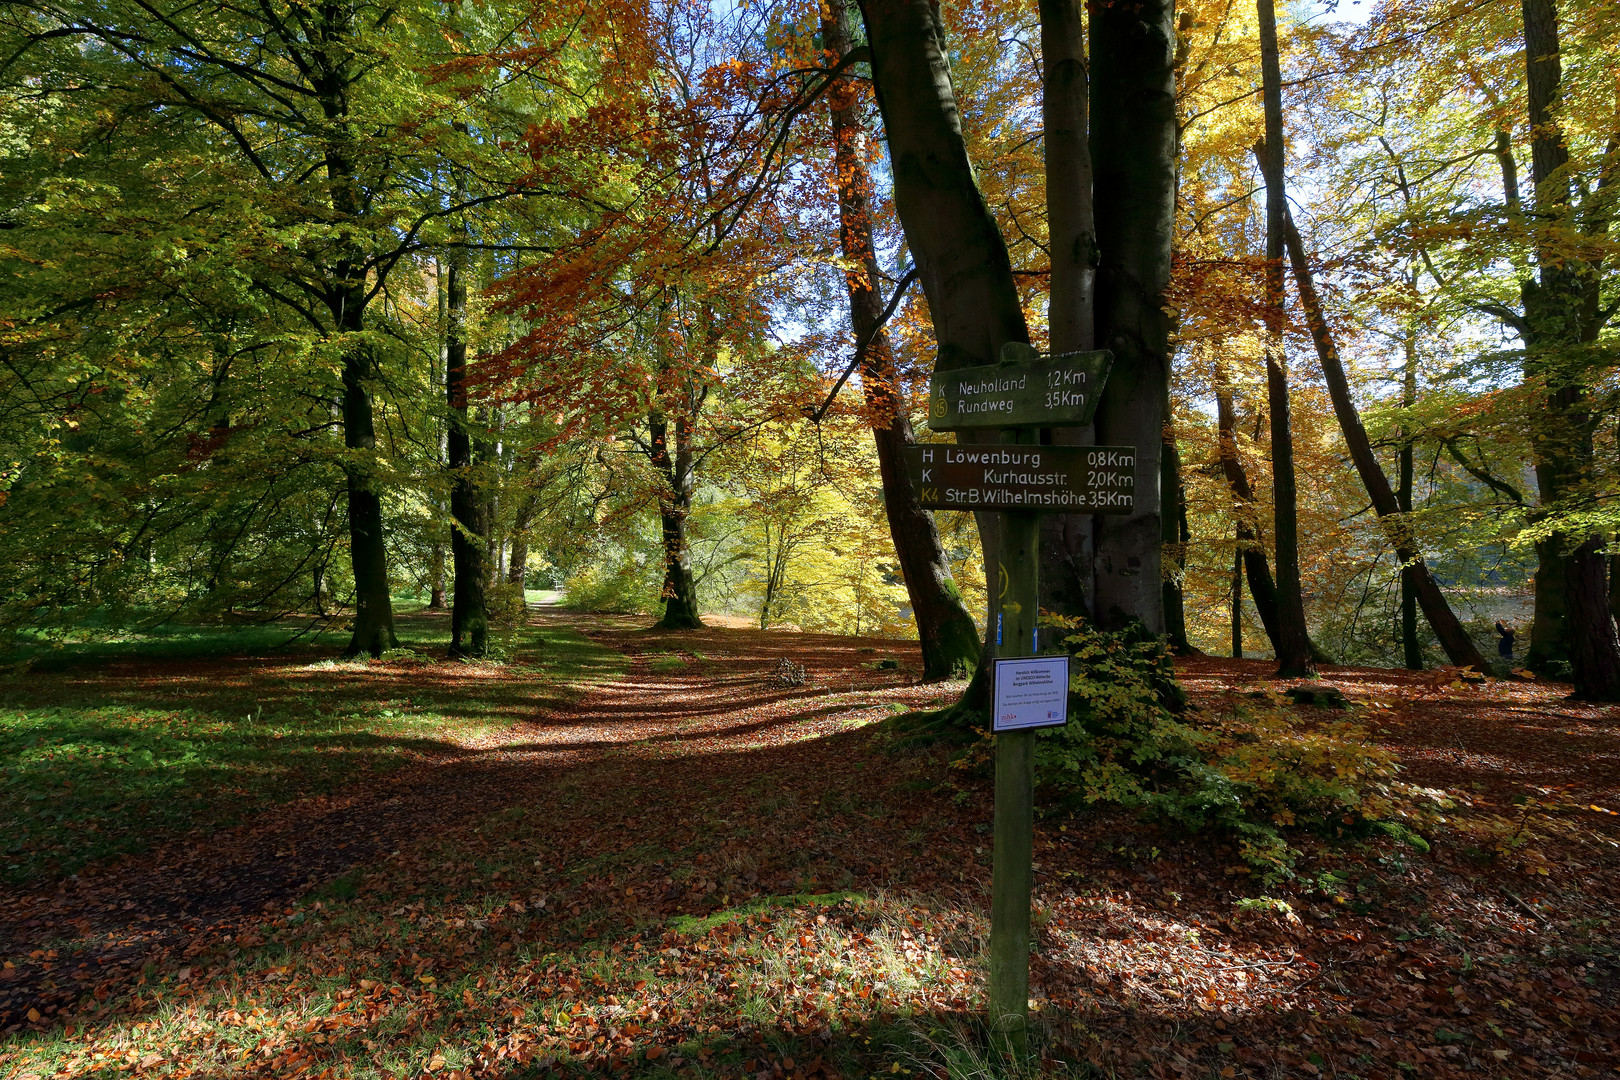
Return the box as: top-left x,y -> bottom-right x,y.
1496,621 -> 1516,660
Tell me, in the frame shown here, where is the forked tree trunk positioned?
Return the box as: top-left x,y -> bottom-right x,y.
1216,375 -> 1333,664
446,251 -> 489,658
856,0 -> 1031,711
1089,0 -> 1177,632
822,0 -> 981,679
1281,212 -> 1488,671
1036,0 -> 1100,619
1254,0 -> 1312,678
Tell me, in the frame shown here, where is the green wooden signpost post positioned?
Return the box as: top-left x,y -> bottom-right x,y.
904,342 -> 1132,1057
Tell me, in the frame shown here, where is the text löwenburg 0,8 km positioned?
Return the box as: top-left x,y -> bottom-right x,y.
900,445 -> 1135,513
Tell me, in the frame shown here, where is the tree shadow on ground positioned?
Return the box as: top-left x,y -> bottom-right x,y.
2,633 -> 1617,1079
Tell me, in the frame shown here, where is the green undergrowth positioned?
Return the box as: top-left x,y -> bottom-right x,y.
953,619 -> 1402,882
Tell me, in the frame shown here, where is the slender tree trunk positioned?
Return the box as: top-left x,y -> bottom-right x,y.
428,542 -> 446,609
1161,405 -> 1197,653
508,493 -> 536,588
856,0 -> 1030,712
1089,0 -> 1176,631
1254,0 -> 1312,677
484,407 -> 503,587
1231,548 -> 1243,658
1398,339 -> 1422,669
1281,212 -> 1487,670
823,0 -> 980,678
1036,0 -> 1101,619
446,251 -> 489,658
1216,376 -> 1284,647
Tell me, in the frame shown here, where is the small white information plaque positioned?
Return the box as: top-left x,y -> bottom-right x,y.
992,655 -> 1071,732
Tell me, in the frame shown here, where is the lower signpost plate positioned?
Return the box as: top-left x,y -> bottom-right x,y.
902,444 -> 1136,513
992,655 -> 1071,732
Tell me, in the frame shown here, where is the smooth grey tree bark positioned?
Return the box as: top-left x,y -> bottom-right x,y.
1088,0 -> 1177,632
1036,0 -> 1099,619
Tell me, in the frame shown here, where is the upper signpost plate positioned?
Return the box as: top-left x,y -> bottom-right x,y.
926,347 -> 1113,432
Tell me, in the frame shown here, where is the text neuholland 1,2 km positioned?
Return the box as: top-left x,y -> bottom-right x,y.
899,445 -> 1137,513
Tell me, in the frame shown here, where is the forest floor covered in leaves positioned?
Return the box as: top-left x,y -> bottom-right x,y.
1,605 -> 1617,1080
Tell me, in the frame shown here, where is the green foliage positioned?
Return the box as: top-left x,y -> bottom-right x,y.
562,561 -> 664,615
486,582 -> 529,631
960,621 -> 1401,880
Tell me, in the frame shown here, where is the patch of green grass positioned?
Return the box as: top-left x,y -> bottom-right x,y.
525,627 -> 630,686
0,623 -> 625,886
667,891 -> 866,936
0,699 -> 462,885
3,602 -> 449,672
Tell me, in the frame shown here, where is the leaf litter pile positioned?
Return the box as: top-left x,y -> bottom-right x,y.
1,610 -> 1617,1080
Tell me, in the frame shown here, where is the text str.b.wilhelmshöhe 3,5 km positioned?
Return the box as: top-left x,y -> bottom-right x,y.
900,444 -> 1135,513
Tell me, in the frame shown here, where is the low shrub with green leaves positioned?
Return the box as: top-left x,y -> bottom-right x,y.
959,619 -> 1400,880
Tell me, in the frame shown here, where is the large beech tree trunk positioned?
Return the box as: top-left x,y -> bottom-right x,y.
823,0 -> 980,679
446,249 -> 489,658
1254,0 -> 1313,677
1088,0 -> 1176,632
855,0 -> 1028,373
1282,212 -> 1488,671
651,409 -> 703,630
1517,0 -> 1620,698
1036,0 -> 1099,619
856,0 -> 1030,711
327,144 -> 396,658
338,296 -> 398,659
